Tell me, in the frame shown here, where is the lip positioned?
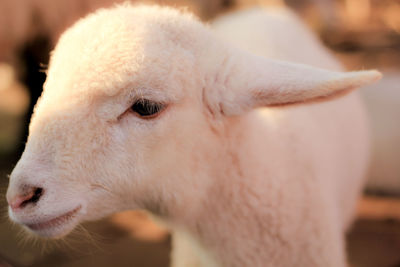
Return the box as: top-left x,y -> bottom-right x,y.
25,206 -> 82,231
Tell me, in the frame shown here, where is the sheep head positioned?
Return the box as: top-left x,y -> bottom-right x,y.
6,5 -> 380,238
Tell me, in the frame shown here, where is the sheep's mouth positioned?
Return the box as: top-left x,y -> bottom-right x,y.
25,206 -> 82,231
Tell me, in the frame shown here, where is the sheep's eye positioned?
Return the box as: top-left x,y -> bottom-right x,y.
130,99 -> 165,118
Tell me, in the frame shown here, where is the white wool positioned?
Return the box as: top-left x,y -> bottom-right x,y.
212,7 -> 342,70
6,5 -> 380,267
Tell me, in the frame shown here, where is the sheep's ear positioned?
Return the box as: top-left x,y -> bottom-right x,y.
217,51 -> 381,115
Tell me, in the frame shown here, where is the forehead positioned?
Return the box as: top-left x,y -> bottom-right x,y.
44,6 -> 200,102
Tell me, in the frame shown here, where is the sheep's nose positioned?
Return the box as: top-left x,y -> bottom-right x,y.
7,187 -> 44,211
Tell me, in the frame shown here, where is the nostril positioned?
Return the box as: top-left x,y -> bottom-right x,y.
9,187 -> 44,210
21,187 -> 43,207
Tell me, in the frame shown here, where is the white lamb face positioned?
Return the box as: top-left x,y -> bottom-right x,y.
6,6 -> 217,238
6,5 -> 380,238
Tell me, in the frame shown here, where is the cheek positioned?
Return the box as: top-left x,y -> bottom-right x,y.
93,125 -> 144,192
140,114 -> 210,179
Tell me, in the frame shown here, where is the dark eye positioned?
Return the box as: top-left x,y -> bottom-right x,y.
130,99 -> 165,118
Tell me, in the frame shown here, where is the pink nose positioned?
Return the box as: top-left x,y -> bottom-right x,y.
7,187 -> 43,211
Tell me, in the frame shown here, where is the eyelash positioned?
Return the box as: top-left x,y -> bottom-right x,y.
130,98 -> 165,119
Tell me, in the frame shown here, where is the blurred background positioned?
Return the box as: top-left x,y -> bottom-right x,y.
0,0 -> 399,266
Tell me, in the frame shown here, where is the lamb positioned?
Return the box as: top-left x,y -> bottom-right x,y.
6,5 -> 381,267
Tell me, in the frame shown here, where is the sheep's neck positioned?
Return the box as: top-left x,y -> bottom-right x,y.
168,114 -> 274,267
168,167 -> 271,267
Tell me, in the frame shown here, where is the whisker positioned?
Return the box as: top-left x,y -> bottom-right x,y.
76,224 -> 104,253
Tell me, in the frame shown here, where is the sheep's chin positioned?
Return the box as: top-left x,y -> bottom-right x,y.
17,206 -> 82,239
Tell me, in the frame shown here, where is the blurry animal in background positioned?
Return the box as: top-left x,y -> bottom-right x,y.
0,64 -> 30,154
6,4 -> 380,267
